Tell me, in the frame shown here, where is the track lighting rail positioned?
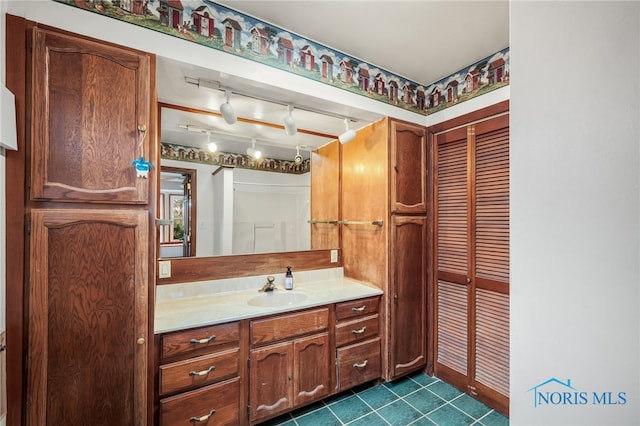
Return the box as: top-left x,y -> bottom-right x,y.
185,77 -> 364,124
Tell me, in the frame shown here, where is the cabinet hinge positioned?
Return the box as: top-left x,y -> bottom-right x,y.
26,218 -> 31,235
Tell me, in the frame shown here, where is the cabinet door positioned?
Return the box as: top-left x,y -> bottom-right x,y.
434,113 -> 510,415
26,209 -> 148,426
249,341 -> 293,422
30,26 -> 151,203
389,215 -> 427,379
390,119 -> 427,213
293,333 -> 330,406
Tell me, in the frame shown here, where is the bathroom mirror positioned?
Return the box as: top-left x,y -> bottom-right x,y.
160,103 -> 333,258
155,56 -> 383,266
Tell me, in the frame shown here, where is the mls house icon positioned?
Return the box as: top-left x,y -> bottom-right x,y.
527,378 -> 583,407
527,378 -> 627,407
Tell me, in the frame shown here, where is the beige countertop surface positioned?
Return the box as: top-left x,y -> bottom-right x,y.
154,269 -> 383,334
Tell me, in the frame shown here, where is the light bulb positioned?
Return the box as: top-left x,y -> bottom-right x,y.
246,147 -> 262,159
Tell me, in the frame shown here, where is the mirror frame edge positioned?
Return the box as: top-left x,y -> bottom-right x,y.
156,249 -> 342,284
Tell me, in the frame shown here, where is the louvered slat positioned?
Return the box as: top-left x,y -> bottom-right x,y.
437,280 -> 468,375
475,126 -> 509,283
475,288 -> 509,397
437,137 -> 468,275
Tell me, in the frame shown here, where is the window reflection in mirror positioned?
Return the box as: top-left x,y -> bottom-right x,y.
160,167 -> 196,258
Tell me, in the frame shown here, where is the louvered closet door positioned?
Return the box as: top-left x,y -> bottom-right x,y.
434,113 -> 509,416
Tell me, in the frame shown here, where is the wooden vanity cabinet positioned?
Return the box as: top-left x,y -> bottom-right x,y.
335,297 -> 382,391
248,308 -> 330,424
341,117 -> 428,381
18,20 -> 156,426
158,322 -> 242,426
30,24 -> 151,204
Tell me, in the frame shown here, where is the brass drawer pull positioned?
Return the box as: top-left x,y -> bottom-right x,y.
189,366 -> 216,377
190,335 -> 216,344
353,360 -> 369,369
351,326 -> 367,335
190,409 -> 216,423
351,305 -> 366,312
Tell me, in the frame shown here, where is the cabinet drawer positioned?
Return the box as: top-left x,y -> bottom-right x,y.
160,377 -> 240,426
161,322 -> 239,360
335,314 -> 380,347
251,307 -> 328,346
335,297 -> 380,321
159,347 -> 239,396
336,338 -> 381,391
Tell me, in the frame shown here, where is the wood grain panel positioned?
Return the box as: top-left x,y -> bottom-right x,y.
159,348 -> 239,396
293,333 -> 330,406
157,249 -> 339,284
335,315 -> 380,347
250,308 -> 328,346
27,209 -> 148,425
160,322 -> 240,361
389,216 -> 427,378
335,297 -> 380,321
249,341 -> 293,422
30,27 -> 150,203
340,118 -> 388,286
160,378 -> 240,426
390,119 -> 427,213
310,140 -> 340,250
336,338 -> 381,391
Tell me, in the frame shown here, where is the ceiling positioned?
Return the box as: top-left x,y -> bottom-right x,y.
157,1 -> 509,160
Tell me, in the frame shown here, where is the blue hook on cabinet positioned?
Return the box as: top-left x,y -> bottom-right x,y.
132,156 -> 153,178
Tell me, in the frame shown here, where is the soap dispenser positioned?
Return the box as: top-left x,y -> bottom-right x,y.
284,266 -> 294,290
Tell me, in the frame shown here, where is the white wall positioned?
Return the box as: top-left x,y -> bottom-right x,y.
511,2 -> 640,425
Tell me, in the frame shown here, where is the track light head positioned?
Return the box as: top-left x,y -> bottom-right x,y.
294,145 -> 303,165
284,105 -> 297,136
247,138 -> 262,159
220,90 -> 237,125
339,118 -> 356,144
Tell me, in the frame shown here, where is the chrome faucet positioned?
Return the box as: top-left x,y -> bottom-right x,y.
259,276 -> 276,292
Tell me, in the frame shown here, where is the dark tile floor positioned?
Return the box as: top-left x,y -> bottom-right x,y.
258,372 -> 509,426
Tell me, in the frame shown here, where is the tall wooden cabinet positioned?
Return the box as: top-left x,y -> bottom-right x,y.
431,104 -> 509,416
22,22 -> 155,425
341,117 -> 428,381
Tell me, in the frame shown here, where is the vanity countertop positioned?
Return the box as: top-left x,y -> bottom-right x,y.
154,275 -> 383,334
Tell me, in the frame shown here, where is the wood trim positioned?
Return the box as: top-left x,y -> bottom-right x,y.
5,14 -> 27,426
158,102 -> 338,140
157,249 -> 340,284
428,100 -> 509,134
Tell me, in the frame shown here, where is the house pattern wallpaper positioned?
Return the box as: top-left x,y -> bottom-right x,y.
161,142 -> 311,174
55,0 -> 510,116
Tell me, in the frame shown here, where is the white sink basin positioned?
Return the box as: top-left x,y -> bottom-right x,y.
247,291 -> 308,307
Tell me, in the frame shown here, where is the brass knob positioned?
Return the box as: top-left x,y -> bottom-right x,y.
466,277 -> 471,284
137,337 -> 145,345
